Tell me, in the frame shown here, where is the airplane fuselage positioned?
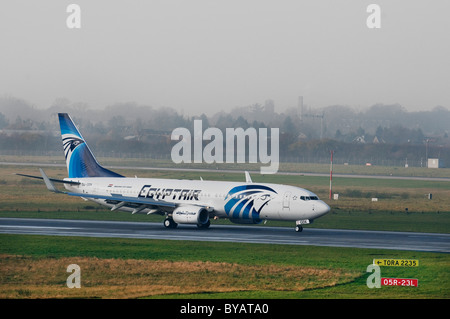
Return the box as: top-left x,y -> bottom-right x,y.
21,113 -> 330,232
64,177 -> 330,224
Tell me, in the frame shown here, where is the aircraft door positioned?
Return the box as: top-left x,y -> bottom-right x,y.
283,192 -> 291,210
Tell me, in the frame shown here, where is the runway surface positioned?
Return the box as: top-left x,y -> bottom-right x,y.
1,218 -> 449,253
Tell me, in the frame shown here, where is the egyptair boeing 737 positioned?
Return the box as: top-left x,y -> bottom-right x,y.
18,113 -> 330,232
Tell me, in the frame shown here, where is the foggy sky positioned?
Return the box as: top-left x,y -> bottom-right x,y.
1,0 -> 449,115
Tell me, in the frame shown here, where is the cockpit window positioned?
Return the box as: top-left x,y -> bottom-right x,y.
300,195 -> 319,201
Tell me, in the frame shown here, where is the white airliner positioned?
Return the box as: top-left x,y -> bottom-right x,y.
19,113 -> 330,232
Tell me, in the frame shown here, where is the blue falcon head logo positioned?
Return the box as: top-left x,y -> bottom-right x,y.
224,185 -> 277,220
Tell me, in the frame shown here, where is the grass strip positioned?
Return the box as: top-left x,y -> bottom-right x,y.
0,234 -> 448,299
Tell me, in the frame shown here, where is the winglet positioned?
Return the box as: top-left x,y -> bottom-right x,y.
245,171 -> 252,183
40,168 -> 63,193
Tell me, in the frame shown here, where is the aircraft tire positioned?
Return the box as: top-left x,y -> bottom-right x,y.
295,225 -> 303,232
164,218 -> 177,229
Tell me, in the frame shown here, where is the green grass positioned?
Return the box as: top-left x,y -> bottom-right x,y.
311,210 -> 450,233
1,234 -> 448,299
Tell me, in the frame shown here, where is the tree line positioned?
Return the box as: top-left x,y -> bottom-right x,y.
0,96 -> 448,167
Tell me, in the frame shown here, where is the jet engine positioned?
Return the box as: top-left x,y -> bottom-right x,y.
172,205 -> 210,225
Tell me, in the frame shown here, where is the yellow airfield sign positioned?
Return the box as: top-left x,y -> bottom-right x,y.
373,259 -> 419,267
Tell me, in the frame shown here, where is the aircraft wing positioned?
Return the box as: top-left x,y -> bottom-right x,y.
67,192 -> 177,212
19,169 -> 177,214
20,168 -> 213,215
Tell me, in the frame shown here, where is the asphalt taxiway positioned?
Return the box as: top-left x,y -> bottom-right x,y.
1,218 -> 449,253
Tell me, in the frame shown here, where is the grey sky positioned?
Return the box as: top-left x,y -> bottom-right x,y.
1,0 -> 449,115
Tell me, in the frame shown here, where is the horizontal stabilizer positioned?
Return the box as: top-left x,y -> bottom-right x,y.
15,172 -> 80,186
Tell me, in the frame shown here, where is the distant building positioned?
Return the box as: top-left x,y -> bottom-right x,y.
353,135 -> 366,144
372,136 -> 385,144
428,158 -> 445,168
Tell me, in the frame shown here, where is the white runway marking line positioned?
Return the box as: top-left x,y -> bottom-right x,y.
0,225 -> 79,230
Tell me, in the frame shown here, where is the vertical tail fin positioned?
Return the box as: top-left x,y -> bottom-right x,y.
58,113 -> 123,178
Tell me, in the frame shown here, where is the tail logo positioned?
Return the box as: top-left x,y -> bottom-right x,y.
63,135 -> 85,161
224,185 -> 277,220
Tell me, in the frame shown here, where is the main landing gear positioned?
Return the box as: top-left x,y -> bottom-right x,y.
164,218 -> 177,229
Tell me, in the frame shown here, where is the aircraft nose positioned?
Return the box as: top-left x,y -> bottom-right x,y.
315,201 -> 330,217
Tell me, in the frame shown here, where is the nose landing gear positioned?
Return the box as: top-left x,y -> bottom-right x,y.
295,219 -> 311,233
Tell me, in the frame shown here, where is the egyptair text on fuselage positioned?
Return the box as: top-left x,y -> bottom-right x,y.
138,185 -> 201,201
